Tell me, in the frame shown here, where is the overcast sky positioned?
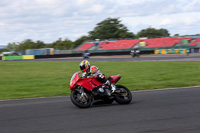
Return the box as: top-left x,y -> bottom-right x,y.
0,0 -> 200,45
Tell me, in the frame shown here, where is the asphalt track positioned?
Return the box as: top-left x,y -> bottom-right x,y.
1,54 -> 200,133
1,87 -> 200,133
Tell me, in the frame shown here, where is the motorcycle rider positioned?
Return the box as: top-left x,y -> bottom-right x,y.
79,60 -> 116,93
130,46 -> 140,57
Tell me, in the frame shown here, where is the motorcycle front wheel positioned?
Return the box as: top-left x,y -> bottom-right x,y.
70,90 -> 92,108
114,85 -> 132,104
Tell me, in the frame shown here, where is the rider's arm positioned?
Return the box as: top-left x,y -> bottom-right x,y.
82,72 -> 92,78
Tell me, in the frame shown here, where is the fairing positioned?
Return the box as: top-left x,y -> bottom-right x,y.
70,72 -> 121,91
70,71 -> 81,89
109,75 -> 121,84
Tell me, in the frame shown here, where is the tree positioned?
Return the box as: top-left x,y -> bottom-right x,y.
60,38 -> 74,50
88,17 -> 135,40
49,38 -> 74,50
137,27 -> 170,38
73,36 -> 90,48
16,39 -> 45,51
0,49 -> 7,54
6,42 -> 18,51
159,28 -> 170,37
181,33 -> 200,37
35,41 -> 45,49
174,34 -> 180,37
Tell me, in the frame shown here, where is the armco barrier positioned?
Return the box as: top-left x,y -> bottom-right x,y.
23,55 -> 35,60
2,55 -> 35,61
154,50 -> 159,54
154,49 -> 188,54
161,49 -> 167,54
3,56 -> 23,60
34,50 -> 155,59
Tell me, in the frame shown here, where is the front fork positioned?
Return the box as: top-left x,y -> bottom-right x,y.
76,86 -> 88,100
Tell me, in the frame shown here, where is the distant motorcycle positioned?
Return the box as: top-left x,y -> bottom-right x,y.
130,50 -> 140,57
83,52 -> 90,59
82,50 -> 90,59
69,72 -> 132,108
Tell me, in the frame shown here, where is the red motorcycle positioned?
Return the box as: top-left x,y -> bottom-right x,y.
70,71 -> 132,108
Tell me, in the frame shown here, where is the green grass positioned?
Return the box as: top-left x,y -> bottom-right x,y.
0,61 -> 200,100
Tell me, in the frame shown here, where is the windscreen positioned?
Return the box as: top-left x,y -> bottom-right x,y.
70,71 -> 81,87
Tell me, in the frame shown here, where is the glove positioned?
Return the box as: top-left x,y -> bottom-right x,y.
82,72 -> 86,78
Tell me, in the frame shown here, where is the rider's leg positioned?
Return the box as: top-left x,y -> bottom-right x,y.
97,74 -> 116,93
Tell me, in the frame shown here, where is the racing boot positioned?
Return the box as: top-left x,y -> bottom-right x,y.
105,80 -> 116,93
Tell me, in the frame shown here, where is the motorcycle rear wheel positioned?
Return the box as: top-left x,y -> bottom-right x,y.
70,90 -> 92,108
114,85 -> 132,104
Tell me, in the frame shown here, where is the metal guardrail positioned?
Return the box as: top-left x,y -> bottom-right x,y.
2,55 -> 35,61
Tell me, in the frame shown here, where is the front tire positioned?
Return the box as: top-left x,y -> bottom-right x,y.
70,90 -> 92,108
114,85 -> 132,104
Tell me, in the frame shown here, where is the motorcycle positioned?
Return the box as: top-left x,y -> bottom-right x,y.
70,72 -> 132,108
82,52 -> 90,59
130,50 -> 140,57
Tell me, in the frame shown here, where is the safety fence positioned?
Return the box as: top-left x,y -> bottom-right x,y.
2,55 -> 35,61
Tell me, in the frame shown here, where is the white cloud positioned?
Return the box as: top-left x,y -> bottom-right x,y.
0,0 -> 200,45
76,0 -> 91,6
0,22 -> 6,27
89,4 -> 104,14
122,11 -> 200,36
35,0 -> 58,5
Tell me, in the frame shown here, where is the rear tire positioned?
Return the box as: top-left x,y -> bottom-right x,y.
70,90 -> 92,108
114,85 -> 132,104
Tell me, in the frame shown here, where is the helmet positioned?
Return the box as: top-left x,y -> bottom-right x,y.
80,60 -> 90,72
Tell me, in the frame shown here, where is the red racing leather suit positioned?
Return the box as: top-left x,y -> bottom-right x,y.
82,65 -> 108,83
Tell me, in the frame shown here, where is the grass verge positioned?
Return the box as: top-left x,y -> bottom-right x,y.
0,61 -> 200,100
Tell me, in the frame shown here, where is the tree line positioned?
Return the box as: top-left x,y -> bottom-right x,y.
3,17 -> 200,52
